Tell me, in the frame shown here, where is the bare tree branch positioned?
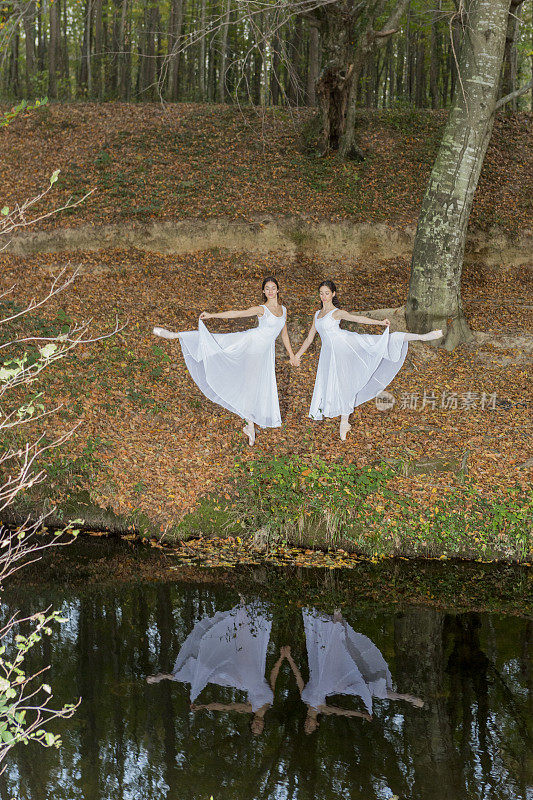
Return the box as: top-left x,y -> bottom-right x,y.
494,80 -> 533,110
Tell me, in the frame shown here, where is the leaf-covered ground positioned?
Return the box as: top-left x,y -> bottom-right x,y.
1,103 -> 531,234
1,248 -> 531,554
1,103 -> 531,561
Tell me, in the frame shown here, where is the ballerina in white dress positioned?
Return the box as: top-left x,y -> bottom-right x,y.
283,608 -> 423,734
153,277 -> 297,446
147,602 -> 285,736
294,280 -> 442,440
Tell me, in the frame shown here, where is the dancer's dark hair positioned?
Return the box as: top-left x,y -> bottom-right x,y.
262,276 -> 281,303
319,280 -> 340,307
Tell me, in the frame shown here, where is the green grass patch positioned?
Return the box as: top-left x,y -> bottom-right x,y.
225,456 -> 532,562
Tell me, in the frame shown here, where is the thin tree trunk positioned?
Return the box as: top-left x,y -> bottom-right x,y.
339,0 -> 410,158
78,0 -> 92,96
198,0 -> 206,100
287,17 -> 303,105
117,0 -> 130,99
62,0 -> 71,97
406,0 -> 512,348
384,38 -> 393,107
251,12 -> 263,105
217,0 -> 231,102
415,34 -> 425,107
10,30 -> 21,97
395,33 -> 404,100
48,0 -> 60,98
429,1 -> 441,108
500,0 -> 525,110
23,1 -> 37,96
270,30 -> 281,105
167,0 -> 184,101
93,0 -> 103,99
307,24 -> 319,106
394,610 -> 463,798
37,0 -> 46,72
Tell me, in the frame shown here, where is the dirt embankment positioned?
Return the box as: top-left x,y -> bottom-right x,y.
6,218 -> 532,270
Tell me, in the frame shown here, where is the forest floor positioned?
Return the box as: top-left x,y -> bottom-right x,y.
1,102 -> 532,235
1,104 -> 532,564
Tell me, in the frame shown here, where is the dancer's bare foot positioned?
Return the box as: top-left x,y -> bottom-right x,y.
153,327 -> 180,340
340,419 -> 351,441
243,421 -> 255,446
419,329 -> 443,341
146,673 -> 173,684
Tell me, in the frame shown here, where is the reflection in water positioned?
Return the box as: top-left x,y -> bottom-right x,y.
283,609 -> 423,734
148,603 -> 281,735
0,582 -> 531,800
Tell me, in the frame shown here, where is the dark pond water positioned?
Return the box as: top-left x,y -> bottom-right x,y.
1,576 -> 532,800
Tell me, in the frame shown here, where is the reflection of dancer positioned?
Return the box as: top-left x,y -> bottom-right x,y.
153,277 -> 297,446
295,280 -> 443,440
147,604 -> 283,735
284,609 -> 423,734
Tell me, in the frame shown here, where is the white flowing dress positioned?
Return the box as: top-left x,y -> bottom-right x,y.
300,609 -> 393,714
309,309 -> 408,420
170,604 -> 274,712
176,306 -> 286,428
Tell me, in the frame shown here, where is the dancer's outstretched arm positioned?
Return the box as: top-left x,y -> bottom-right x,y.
294,321 -> 317,361
270,652 -> 286,691
280,324 -> 298,366
146,672 -> 174,683
200,306 -> 264,320
334,310 -> 390,327
191,701 -> 253,713
386,690 -> 424,708
320,704 -> 372,721
282,647 -> 305,693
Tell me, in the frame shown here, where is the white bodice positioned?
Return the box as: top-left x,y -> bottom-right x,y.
315,308 -> 340,338
258,305 -> 286,336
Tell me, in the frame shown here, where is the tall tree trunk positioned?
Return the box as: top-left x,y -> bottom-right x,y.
384,38 -> 393,107
9,30 -> 21,97
395,33 -> 404,100
394,610 -> 463,798
217,0 -> 231,102
337,0 -> 410,159
406,0 -> 512,349
287,16 -> 303,105
429,1 -> 441,108
141,0 -> 159,99
22,1 -> 37,96
499,0 -> 525,110
93,0 -> 103,99
270,30 -> 281,105
78,0 -> 92,97
167,0 -> 184,101
415,33 -> 425,107
251,12 -> 263,105
62,0 -> 71,97
48,0 -> 60,98
37,0 -> 46,72
307,24 -> 319,106
198,0 -> 207,100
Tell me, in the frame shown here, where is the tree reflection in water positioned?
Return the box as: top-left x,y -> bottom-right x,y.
0,582 -> 531,800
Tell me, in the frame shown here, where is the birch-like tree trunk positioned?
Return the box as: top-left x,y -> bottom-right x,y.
500,0 -> 525,109
335,0 -> 410,159
307,24 -> 319,105
48,0 -> 60,98
217,0 -> 231,102
198,0 -> 207,100
406,0 -> 512,349
23,0 -> 37,95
